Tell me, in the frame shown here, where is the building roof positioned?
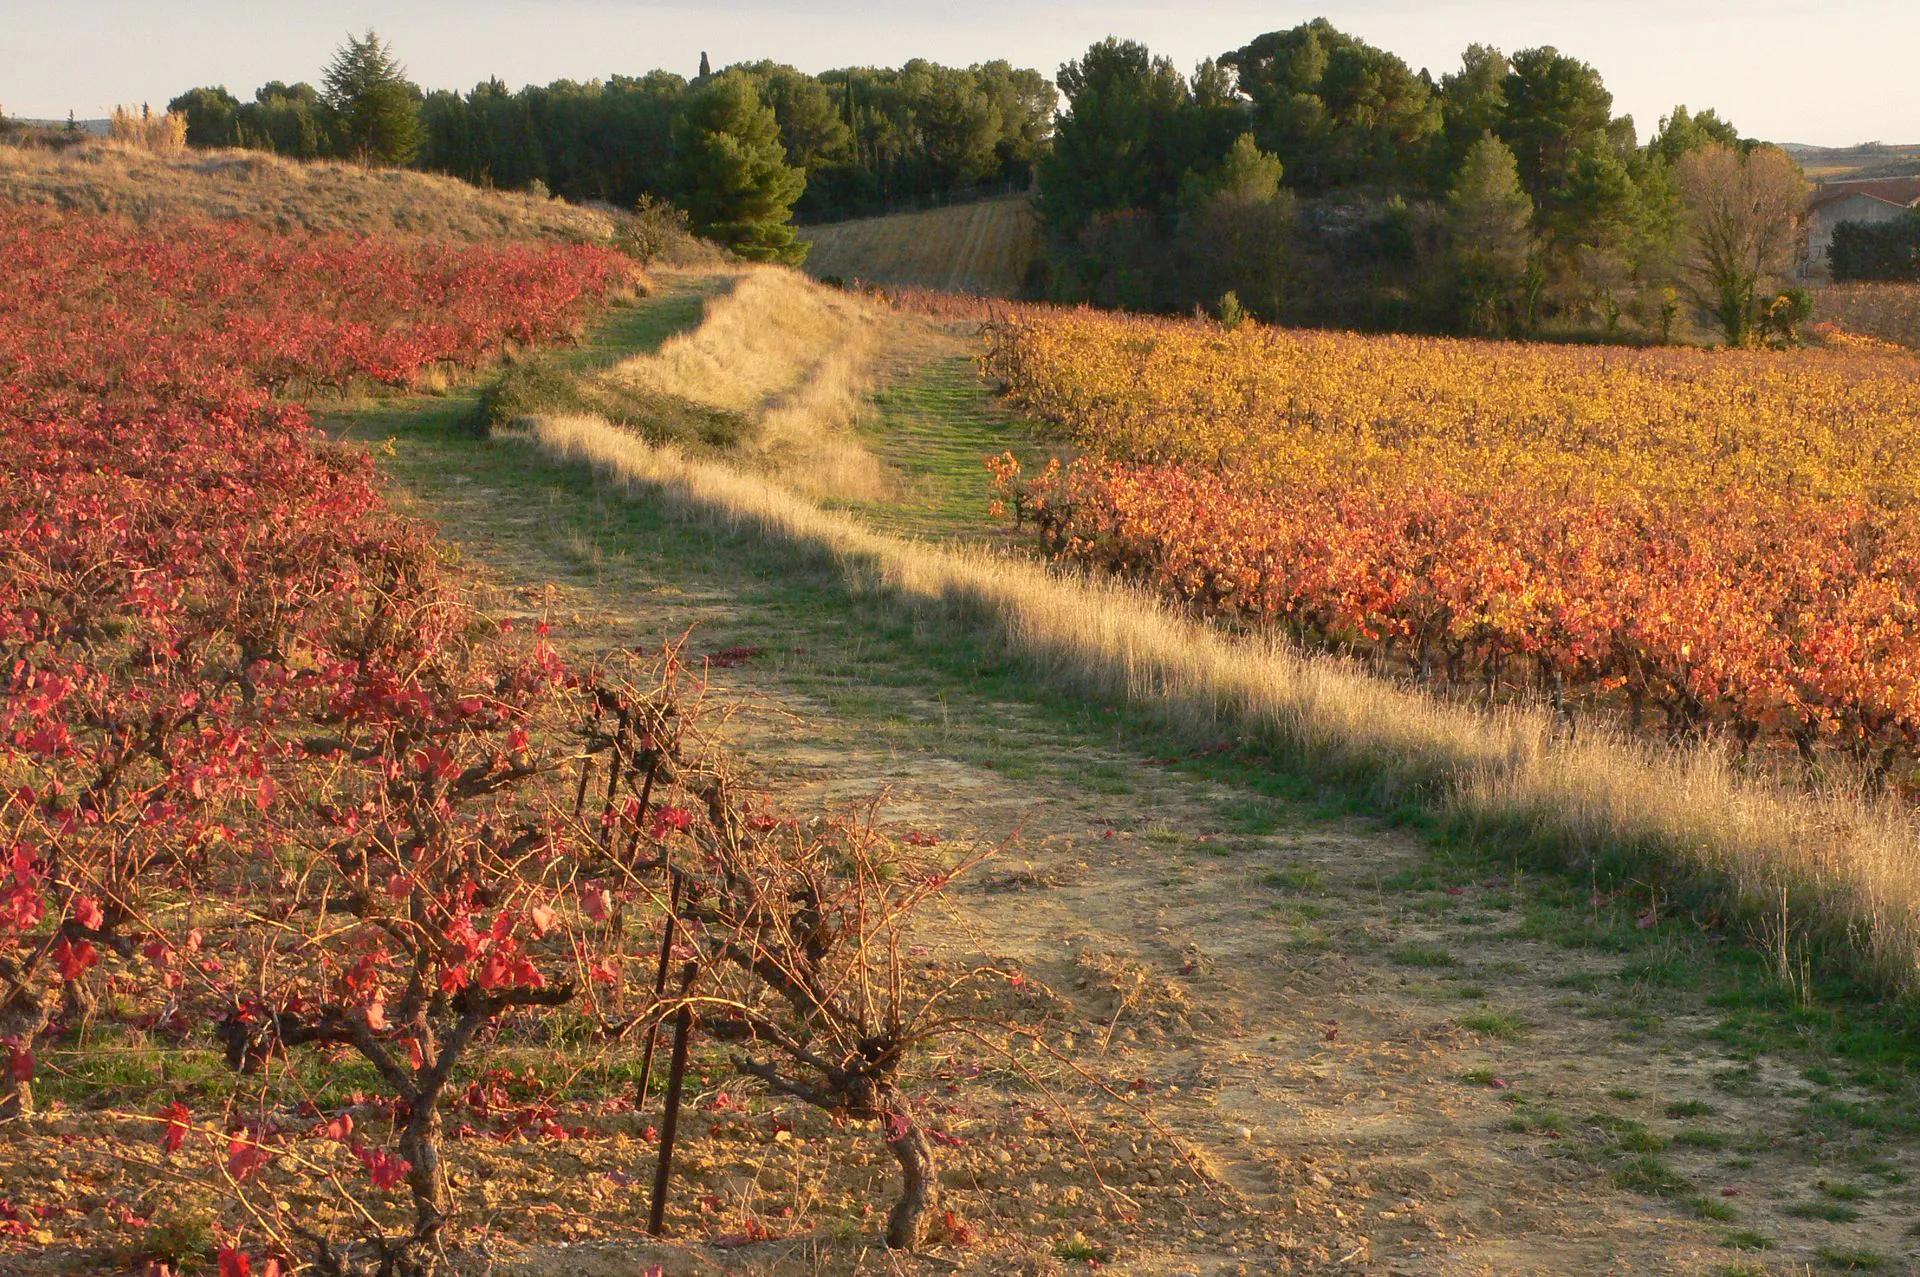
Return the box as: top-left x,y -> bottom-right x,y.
1809,177 -> 1920,211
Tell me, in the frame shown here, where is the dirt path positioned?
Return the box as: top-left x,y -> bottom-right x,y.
361,282 -> 1919,1276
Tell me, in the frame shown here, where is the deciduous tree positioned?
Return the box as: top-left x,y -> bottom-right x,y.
1675,143 -> 1808,344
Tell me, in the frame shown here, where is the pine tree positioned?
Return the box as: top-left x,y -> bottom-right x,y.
323,28 -> 424,165
669,71 -> 807,264
699,51 -> 712,79
1447,134 -> 1536,332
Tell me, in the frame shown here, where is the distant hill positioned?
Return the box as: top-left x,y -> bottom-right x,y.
799,198 -> 1041,298
1779,141 -> 1920,181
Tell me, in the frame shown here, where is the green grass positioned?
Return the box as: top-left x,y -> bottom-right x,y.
1505,1105 -> 1565,1136
1666,1099 -> 1717,1118
1459,1011 -> 1528,1040
1612,1155 -> 1694,1197
1719,1229 -> 1773,1251
843,353 -> 1043,541
1685,1194 -> 1739,1222
1818,1248 -> 1889,1271
1673,1129 -> 1733,1150
1051,1235 -> 1112,1264
1587,1113 -> 1666,1153
1818,1180 -> 1871,1201
1784,1200 -> 1863,1222
1261,863 -> 1324,893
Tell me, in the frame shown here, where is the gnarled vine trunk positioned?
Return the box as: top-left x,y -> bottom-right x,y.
880,1096 -> 938,1250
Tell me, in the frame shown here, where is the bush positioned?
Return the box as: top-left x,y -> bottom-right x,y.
470,353 -> 751,450
469,357 -> 597,436
1218,290 -> 1246,330
1830,212 -> 1920,282
611,194 -> 709,266
1759,287 -> 1815,343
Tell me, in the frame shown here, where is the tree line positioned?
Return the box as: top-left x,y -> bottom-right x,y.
168,31 -> 1056,264
1035,22 -> 1812,342
163,22 -> 1840,340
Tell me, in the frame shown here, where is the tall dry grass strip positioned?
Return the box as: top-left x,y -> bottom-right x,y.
521,413 -> 1920,997
608,267 -> 915,502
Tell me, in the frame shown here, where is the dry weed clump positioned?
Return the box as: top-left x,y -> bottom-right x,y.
107,105 -> 187,154
522,412 -> 1920,1000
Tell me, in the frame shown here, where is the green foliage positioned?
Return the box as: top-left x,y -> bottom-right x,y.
1440,45 -> 1510,175
1649,105 -> 1743,167
1759,287 -> 1815,343
322,29 -> 423,165
1222,18 -> 1441,191
243,80 -> 330,159
166,86 -> 241,147
731,61 -> 850,172
1498,46 -> 1614,200
1181,133 -> 1285,209
668,71 -> 808,264
1037,38 -> 1197,232
1830,211 -> 1920,282
1447,134 -> 1536,333
1217,291 -> 1246,330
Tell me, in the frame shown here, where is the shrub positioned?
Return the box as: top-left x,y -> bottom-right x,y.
1830,212 -> 1920,282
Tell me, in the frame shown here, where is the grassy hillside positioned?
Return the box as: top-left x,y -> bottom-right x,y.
799,197 -> 1041,297
0,138 -> 616,242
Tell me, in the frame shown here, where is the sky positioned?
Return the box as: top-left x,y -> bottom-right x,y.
5,1 -> 1914,148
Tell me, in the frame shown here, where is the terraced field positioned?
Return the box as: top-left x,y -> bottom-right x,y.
799,197 -> 1040,297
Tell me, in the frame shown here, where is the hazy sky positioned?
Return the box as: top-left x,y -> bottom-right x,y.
5,1 -> 1913,148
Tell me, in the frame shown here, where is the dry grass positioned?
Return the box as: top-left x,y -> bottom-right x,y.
107,107 -> 187,155
799,197 -> 1041,298
0,139 -> 615,243
598,266 -> 943,501
519,410 -> 1920,998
